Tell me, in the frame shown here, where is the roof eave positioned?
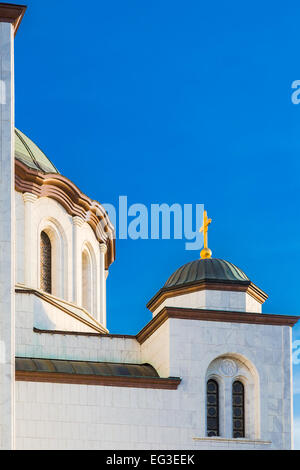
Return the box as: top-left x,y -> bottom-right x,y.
147,279 -> 268,313
0,3 -> 27,36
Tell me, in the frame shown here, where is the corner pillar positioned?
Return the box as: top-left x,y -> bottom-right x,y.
0,3 -> 26,450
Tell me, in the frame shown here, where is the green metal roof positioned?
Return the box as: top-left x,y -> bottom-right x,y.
15,128 -> 60,174
16,357 -> 159,378
164,258 -> 249,288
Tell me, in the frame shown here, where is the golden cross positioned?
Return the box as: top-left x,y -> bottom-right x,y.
199,210 -> 212,259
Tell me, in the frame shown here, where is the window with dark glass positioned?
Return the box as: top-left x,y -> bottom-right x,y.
232,380 -> 245,438
40,231 -> 52,294
206,379 -> 219,436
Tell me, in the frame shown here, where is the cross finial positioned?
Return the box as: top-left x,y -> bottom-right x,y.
199,210 -> 212,259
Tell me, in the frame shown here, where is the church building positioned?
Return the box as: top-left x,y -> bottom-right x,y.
0,3 -> 298,450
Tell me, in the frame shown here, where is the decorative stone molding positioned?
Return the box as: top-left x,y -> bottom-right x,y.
33,327 -> 136,340
207,357 -> 244,380
72,216 -> 84,228
219,358 -> 238,377
147,280 -> 269,313
206,355 -> 258,440
193,437 -> 271,445
100,243 -> 107,255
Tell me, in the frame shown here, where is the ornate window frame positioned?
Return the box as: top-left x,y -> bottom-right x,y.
206,355 -> 260,440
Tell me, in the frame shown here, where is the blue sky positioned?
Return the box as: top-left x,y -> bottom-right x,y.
13,0 -> 300,446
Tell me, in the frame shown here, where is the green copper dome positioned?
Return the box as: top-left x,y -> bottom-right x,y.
15,128 -> 59,174
164,258 -> 249,288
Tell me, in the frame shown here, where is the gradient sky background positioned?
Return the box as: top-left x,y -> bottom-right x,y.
12,0 -> 300,447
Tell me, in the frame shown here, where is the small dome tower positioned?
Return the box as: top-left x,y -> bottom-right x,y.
147,210 -> 268,316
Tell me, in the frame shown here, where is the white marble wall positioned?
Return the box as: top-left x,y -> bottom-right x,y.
0,22 -> 15,450
14,379 -> 275,450
14,302 -> 293,449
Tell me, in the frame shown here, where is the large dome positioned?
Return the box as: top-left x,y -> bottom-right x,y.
164,258 -> 249,288
15,128 -> 59,174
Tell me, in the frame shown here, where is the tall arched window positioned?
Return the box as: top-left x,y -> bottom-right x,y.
232,380 -> 245,438
82,249 -> 92,312
207,379 -> 219,436
40,231 -> 52,294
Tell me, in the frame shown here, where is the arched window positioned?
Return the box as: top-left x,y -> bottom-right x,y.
207,379 -> 219,436
82,249 -> 92,312
40,231 -> 52,294
232,380 -> 245,438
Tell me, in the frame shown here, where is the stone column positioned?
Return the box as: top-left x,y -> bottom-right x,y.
23,192 -> 37,287
0,4 -> 26,449
72,216 -> 84,306
99,243 -> 107,328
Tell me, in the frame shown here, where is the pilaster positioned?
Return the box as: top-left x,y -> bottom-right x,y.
72,216 -> 84,305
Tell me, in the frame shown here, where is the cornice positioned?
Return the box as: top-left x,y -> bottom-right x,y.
15,159 -> 115,269
146,280 -> 268,313
136,306 -> 299,345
